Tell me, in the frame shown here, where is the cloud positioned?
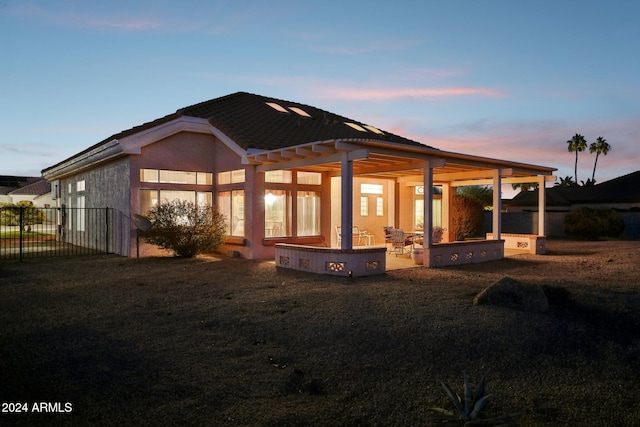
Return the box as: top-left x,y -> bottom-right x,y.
315,86 -> 507,101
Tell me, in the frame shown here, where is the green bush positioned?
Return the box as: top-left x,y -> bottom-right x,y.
564,207 -> 625,240
142,200 -> 227,258
0,201 -> 45,227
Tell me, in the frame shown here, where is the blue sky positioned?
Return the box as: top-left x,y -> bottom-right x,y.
1,0 -> 638,192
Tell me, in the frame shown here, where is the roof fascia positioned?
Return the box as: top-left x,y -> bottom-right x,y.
44,116 -> 249,180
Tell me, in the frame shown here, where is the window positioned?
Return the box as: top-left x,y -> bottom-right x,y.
76,195 -> 85,231
141,169 -> 212,185
219,190 -> 245,236
376,197 -> 384,216
218,169 -> 245,185
76,180 -> 85,192
361,183 -> 383,194
265,190 -> 290,237
297,191 -> 320,236
139,190 -> 213,215
297,171 -> 321,185
360,196 -> 369,216
265,170 -> 292,183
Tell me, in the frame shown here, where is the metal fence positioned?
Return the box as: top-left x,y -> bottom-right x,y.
0,206 -> 116,261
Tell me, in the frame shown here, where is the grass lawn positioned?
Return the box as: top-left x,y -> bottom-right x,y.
0,240 -> 639,426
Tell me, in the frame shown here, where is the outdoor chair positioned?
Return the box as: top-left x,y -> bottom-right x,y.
389,228 -> 413,256
336,226 -> 373,246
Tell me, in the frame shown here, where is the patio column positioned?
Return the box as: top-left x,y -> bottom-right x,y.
537,176 -> 546,236
340,152 -> 353,249
492,169 -> 502,240
423,160 -> 433,250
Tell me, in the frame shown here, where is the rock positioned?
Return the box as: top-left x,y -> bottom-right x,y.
473,276 -> 549,312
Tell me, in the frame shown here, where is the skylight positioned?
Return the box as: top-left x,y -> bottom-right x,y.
363,125 -> 384,135
345,122 -> 367,132
265,102 -> 289,113
289,106 -> 311,117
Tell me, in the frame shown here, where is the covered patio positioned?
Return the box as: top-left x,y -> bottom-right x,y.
247,138 -> 555,276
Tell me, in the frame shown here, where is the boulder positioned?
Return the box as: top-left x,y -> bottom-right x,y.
473,277 -> 549,312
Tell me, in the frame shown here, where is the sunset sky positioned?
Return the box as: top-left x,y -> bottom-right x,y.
1,1 -> 638,196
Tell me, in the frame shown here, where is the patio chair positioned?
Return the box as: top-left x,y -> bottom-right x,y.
389,228 -> 413,256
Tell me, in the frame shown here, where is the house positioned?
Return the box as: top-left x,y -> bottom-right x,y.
42,92 -> 556,274
7,179 -> 53,207
504,171 -> 640,239
0,175 -> 48,203
506,171 -> 640,212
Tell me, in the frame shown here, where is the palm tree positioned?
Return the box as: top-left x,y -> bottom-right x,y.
555,176 -> 576,187
589,136 -> 611,183
511,182 -> 539,192
567,133 -> 587,183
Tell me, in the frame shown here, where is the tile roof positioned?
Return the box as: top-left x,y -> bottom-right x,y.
0,176 -> 42,195
100,91 -> 433,151
8,178 -> 51,196
507,170 -> 640,206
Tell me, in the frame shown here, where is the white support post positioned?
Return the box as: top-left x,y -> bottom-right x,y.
538,176 -> 546,236
340,153 -> 353,249
492,169 -> 502,240
423,160 -> 433,249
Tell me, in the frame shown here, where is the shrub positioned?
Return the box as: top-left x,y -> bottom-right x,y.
451,194 -> 484,241
564,207 -> 625,240
0,201 -> 45,228
142,200 -> 227,258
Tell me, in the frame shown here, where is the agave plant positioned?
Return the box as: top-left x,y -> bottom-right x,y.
428,373 -> 508,425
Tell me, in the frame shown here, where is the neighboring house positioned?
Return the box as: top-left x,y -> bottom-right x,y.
7,179 -> 53,207
42,92 -> 555,266
503,171 -> 640,239
0,176 -> 50,205
505,171 -> 640,212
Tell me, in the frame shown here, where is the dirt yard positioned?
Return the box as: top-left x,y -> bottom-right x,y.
1,240 -> 639,426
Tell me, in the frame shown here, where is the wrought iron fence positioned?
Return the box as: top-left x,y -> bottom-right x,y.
0,206 -> 116,261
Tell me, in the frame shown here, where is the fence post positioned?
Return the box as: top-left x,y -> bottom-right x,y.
19,206 -> 23,262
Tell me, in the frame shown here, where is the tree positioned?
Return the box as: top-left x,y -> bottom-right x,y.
450,194 -> 484,241
511,182 -> 539,193
142,200 -> 226,258
555,176 -> 576,187
456,186 -> 493,210
566,133 -> 587,184
589,136 -> 611,183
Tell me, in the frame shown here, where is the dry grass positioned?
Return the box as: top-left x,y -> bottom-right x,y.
1,240 -> 639,426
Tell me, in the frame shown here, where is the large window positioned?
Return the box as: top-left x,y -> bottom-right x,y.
297,191 -> 320,236
264,190 -> 290,237
141,169 -> 212,185
218,169 -> 245,185
265,170 -> 292,183
219,190 -> 245,237
140,190 -> 213,215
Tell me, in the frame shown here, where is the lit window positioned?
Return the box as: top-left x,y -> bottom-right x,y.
361,183 -> 383,194
266,102 -> 289,113
360,196 -> 369,216
345,122 -> 367,132
218,169 -> 245,185
376,197 -> 384,216
289,107 -> 311,117
265,170 -> 292,183
159,170 -> 196,184
297,171 -> 321,185
219,190 -> 245,237
197,172 -> 213,185
141,169 -> 159,183
297,191 -> 320,236
265,190 -> 290,237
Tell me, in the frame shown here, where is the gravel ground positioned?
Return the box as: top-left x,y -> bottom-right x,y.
0,239 -> 639,426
